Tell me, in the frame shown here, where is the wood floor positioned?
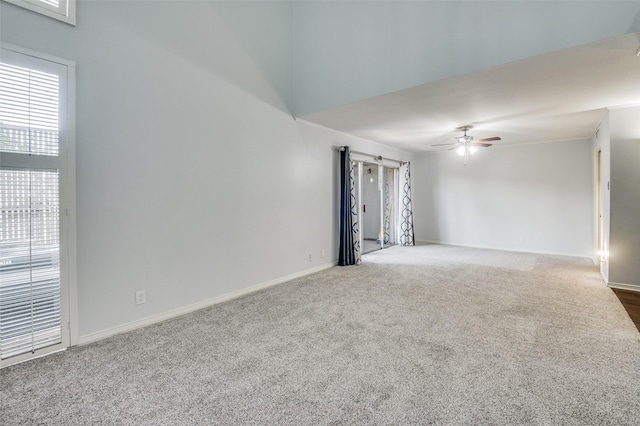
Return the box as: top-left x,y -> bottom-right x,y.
613,289 -> 640,332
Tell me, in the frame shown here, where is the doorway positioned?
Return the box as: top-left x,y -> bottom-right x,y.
596,149 -> 603,255
596,147 -> 607,279
354,162 -> 399,254
360,163 -> 382,254
0,46 -> 77,367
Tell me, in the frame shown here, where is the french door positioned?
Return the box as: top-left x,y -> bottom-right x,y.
353,159 -> 399,254
0,45 -> 76,367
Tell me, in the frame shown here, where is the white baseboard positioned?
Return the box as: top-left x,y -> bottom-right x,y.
415,239 -> 591,260
78,261 -> 338,346
608,282 -> 640,293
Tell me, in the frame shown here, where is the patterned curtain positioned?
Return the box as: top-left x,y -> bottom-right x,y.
399,162 -> 415,246
383,167 -> 397,246
338,147 -> 361,265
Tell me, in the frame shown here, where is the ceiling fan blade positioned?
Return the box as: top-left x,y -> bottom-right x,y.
475,137 -> 501,143
431,143 -> 457,147
471,143 -> 493,148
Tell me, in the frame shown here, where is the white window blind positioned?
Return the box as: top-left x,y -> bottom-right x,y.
0,48 -> 67,362
3,0 -> 76,26
0,63 -> 60,156
0,170 -> 61,359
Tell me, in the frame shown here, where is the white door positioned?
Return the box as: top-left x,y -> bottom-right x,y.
0,45 -> 76,367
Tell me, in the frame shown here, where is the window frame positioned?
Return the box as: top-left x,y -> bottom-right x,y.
0,42 -> 77,368
2,0 -> 76,26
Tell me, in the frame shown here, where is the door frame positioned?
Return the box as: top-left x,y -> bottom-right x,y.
0,43 -> 78,368
352,156 -> 400,254
594,144 -> 608,282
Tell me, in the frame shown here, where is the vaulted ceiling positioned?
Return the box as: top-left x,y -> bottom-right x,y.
299,32 -> 640,153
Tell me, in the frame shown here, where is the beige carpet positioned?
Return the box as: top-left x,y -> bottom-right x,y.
2,243 -> 639,424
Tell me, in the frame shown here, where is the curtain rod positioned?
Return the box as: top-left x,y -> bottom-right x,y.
337,146 -> 408,165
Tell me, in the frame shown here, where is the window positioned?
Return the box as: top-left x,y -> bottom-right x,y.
2,0 -> 76,26
0,44 -> 76,367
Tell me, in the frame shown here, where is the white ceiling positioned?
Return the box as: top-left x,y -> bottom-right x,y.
299,32 -> 640,154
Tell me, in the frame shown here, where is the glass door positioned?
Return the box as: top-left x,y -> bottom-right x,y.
354,161 -> 399,255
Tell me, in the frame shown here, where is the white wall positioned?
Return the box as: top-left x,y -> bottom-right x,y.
211,1 -> 294,113
609,106 -> 640,289
412,140 -> 594,257
293,1 -> 640,116
0,1 -> 412,339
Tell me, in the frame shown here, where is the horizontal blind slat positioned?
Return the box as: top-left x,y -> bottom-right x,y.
0,62 -> 60,156
1,169 -> 61,360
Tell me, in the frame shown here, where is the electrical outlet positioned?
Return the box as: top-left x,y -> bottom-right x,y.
321,249 -> 325,258
135,290 -> 146,305
309,253 -> 313,262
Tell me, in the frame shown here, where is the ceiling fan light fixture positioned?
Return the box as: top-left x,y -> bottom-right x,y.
434,125 -> 500,163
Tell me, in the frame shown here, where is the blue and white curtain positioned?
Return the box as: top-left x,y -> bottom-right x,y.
338,147 -> 361,265
398,162 -> 415,246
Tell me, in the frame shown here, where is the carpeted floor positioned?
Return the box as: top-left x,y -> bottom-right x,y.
2,244 -> 640,425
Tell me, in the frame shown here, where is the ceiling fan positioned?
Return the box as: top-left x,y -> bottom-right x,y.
432,125 -> 501,164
